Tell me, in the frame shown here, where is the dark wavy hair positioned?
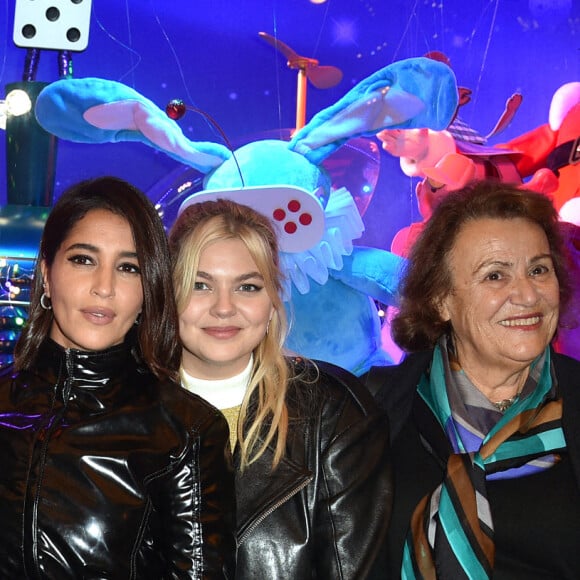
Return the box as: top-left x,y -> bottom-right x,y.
14,176 -> 181,380
392,180 -> 572,352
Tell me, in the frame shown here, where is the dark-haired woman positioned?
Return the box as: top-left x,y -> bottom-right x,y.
0,177 -> 235,578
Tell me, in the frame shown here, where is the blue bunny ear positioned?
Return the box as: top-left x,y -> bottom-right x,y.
288,57 -> 458,165
35,77 -> 232,173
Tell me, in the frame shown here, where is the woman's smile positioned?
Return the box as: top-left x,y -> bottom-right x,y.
439,217 -> 560,391
81,306 -> 116,324
179,238 -> 274,380
203,326 -> 241,339
497,314 -> 543,329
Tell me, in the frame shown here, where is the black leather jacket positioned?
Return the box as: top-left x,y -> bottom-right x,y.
234,359 -> 392,579
0,338 -> 235,579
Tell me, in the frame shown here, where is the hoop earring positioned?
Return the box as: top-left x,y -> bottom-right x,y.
40,293 -> 52,310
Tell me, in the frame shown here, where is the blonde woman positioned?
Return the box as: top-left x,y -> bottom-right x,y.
169,199 -> 391,579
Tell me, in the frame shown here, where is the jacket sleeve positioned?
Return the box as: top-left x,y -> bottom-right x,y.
152,406 -> 236,579
314,363 -> 392,579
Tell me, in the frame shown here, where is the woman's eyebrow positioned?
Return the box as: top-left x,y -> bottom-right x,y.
63,242 -> 98,252
64,242 -> 138,259
236,272 -> 264,282
473,259 -> 512,274
196,270 -> 264,282
473,253 -> 553,274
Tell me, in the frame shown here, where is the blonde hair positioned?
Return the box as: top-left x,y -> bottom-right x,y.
169,199 -> 290,470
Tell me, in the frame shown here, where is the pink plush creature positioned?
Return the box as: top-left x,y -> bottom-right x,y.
377,82 -> 580,256
389,152 -> 476,256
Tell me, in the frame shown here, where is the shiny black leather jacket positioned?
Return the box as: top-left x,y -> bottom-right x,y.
0,339 -> 235,579
235,359 -> 392,579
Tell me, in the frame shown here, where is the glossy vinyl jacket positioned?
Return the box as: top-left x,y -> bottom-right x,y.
0,338 -> 235,579
234,359 -> 392,579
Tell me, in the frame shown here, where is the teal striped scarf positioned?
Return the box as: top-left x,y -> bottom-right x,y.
402,344 -> 566,579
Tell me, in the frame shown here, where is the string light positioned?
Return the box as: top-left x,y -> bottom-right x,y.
1,258 -> 33,305
0,257 -> 35,369
0,89 -> 32,130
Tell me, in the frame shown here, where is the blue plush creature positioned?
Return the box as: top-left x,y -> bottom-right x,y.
35,56 -> 458,375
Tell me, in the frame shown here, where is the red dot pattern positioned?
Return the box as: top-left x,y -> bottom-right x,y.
271,200 -> 315,236
288,199 -> 301,212
273,208 -> 286,221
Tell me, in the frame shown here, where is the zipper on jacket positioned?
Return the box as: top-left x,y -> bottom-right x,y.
237,474 -> 313,546
26,352 -> 73,579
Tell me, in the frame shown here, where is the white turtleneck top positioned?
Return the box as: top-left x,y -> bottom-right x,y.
180,357 -> 252,450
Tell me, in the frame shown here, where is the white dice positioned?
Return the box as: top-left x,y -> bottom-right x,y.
13,0 -> 93,52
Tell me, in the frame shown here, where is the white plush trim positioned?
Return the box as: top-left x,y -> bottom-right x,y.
280,187 -> 364,295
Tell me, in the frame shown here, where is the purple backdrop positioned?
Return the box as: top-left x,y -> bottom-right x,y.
1,0 -> 579,250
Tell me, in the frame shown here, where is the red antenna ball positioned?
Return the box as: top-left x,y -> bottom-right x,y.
166,99 -> 186,120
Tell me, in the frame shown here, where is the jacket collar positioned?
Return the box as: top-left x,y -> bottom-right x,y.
35,337 -> 136,389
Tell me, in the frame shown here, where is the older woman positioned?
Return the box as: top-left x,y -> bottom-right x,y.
376,180 -> 580,579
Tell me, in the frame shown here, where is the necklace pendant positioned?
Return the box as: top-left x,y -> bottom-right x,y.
492,396 -> 518,413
